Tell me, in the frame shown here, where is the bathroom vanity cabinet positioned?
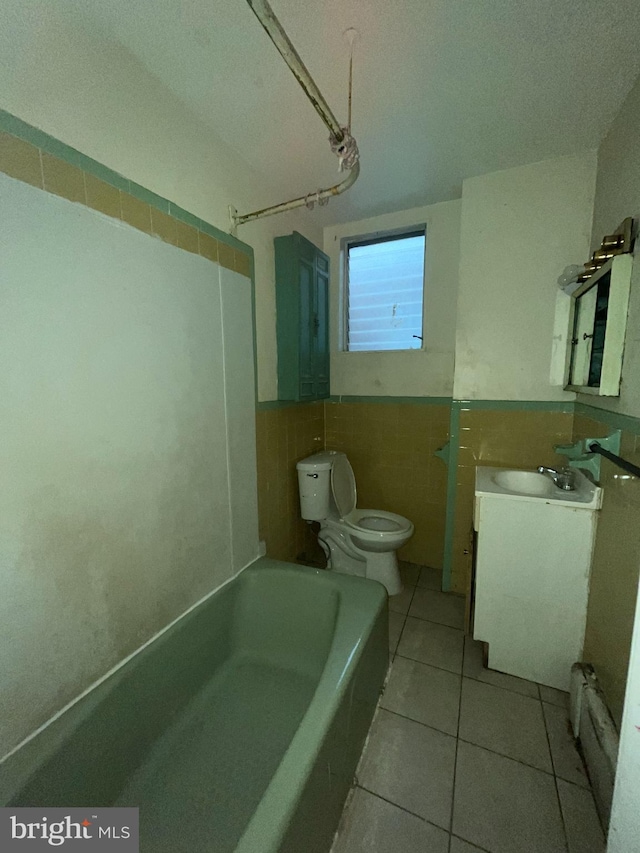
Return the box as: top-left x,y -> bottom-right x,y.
275,232 -> 330,401
473,466 -> 602,691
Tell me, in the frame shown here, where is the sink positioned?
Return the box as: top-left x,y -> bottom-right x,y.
473,466 -> 602,691
492,470 -> 553,496
475,466 -> 602,510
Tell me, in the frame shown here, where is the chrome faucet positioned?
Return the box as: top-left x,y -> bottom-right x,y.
537,466 -> 576,491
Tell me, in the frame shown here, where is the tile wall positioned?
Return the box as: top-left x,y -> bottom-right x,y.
255,403 -> 325,563
256,400 -> 450,571
324,402 -> 450,569
451,408 -> 574,594
574,412 -> 640,727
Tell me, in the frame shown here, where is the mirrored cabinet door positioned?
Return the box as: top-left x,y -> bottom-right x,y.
565,254 -> 632,396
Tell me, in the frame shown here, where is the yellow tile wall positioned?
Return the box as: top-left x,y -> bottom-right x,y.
255,402 -> 325,563
574,413 -> 640,727
451,408 -> 574,594
324,402 -> 450,572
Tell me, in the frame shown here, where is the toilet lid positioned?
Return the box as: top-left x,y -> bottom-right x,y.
331,454 -> 357,517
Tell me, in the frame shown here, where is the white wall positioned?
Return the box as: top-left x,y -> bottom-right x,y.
582,73 -> 640,419
324,200 -> 461,397
454,151 -> 597,401
0,173 -> 258,758
0,1 -> 322,401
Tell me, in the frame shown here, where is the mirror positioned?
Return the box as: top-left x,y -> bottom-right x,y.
566,255 -> 632,395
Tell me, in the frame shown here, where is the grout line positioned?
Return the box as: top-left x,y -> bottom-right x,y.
356,784 -> 449,833
448,635 -> 465,852
394,644 -> 543,701
451,835 -> 494,853
400,604 -> 466,629
541,691 -> 571,853
393,651 -> 462,678
455,735 -> 556,779
378,705 -> 560,780
378,703 -> 459,740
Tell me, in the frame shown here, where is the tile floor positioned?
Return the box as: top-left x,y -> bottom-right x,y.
332,563 -> 605,853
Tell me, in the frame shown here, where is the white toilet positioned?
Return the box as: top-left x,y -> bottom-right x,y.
296,450 -> 414,595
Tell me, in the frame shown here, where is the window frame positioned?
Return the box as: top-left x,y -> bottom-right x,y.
340,224 -> 427,353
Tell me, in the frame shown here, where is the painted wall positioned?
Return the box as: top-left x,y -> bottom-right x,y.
581,73 -> 640,419
0,171 -> 258,758
454,151 -> 597,401
0,1 -> 322,402
323,200 -> 461,397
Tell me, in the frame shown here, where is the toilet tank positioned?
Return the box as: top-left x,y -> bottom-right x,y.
296,451 -> 340,520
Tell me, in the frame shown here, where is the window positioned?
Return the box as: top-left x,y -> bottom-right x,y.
343,227 -> 426,352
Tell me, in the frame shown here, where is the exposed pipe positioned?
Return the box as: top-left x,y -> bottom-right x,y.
230,0 -> 360,231
246,0 -> 343,141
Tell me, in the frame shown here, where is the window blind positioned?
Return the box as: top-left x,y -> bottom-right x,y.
347,233 -> 425,351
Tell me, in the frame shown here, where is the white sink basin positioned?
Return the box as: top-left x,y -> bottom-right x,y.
475,466 -> 602,510
492,470 -> 553,496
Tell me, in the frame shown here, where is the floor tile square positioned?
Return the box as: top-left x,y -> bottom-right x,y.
417,565 -> 442,590
463,635 -> 539,698
409,588 -> 465,629
557,779 -> 605,853
331,788 -> 449,853
389,585 -> 414,615
357,709 -> 456,829
453,741 -> 566,853
450,838 -> 486,853
459,678 -> 552,772
397,618 -> 464,674
540,684 -> 570,708
399,562 -> 421,587
543,702 -> 590,787
381,656 -> 461,735
388,611 -> 405,654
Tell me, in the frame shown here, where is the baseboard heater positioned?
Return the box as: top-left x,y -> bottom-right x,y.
570,663 -> 619,829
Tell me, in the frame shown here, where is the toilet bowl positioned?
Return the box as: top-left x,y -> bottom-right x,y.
296,451 -> 414,595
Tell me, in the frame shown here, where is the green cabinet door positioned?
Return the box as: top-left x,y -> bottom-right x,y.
275,232 -> 330,402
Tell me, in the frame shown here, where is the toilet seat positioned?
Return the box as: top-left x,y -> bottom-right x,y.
298,449 -> 413,594
330,456 -> 413,547
344,508 -> 412,535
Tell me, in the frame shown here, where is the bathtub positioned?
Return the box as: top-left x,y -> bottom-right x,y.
0,558 -> 388,852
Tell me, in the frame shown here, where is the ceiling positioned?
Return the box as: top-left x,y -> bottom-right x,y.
63,0 -> 640,225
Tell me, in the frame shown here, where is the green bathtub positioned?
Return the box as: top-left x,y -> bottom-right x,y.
0,558 -> 388,852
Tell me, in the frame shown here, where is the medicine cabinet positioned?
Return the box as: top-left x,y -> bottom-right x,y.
556,254 -> 633,396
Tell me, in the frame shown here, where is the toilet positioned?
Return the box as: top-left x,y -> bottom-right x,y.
296,450 -> 414,595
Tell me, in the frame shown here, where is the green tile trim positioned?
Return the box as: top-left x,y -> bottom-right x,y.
574,402 -> 640,435
327,395 -> 453,406
256,400 -> 320,411
83,160 -> 130,192
456,399 -> 574,412
129,182 -> 170,214
168,203 -> 203,230
442,403 -> 461,593
198,218 -> 252,254
0,108 -> 253,259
